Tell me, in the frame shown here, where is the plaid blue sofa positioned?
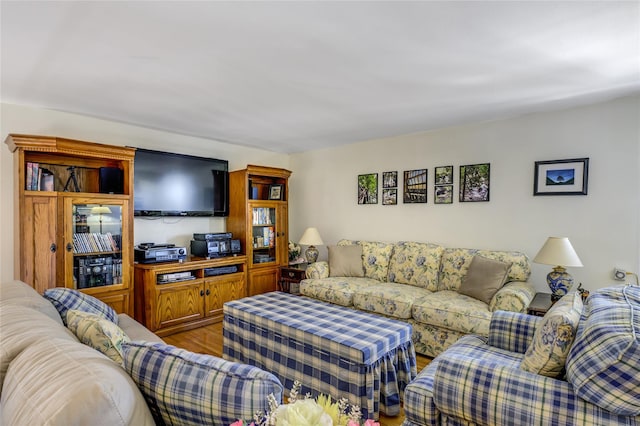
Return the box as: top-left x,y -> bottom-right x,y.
301,240 -> 536,357
403,285 -> 640,426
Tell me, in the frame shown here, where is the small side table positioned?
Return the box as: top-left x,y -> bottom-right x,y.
279,263 -> 308,294
527,292 -> 554,316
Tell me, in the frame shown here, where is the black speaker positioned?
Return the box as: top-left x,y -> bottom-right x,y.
99,167 -> 124,194
212,169 -> 229,216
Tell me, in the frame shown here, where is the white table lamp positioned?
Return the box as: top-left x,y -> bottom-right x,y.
533,236 -> 583,300
299,227 -> 324,264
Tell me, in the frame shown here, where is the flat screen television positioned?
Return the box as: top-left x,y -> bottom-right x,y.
133,148 -> 229,217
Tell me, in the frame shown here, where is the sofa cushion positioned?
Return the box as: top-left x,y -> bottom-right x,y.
0,304 -> 78,395
43,287 -> 118,325
299,277 -> 381,307
388,241 -> 444,291
67,309 -> 130,365
1,337 -> 154,426
122,341 -> 283,426
0,280 -> 64,325
520,291 -> 582,378
566,285 -> 640,416
411,290 -> 492,336
438,248 -> 530,292
352,283 -> 431,319
328,244 -> 364,277
458,255 -> 511,304
361,241 -> 394,282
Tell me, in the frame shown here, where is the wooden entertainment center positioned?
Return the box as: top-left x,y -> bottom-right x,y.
133,256 -> 247,337
6,134 -> 291,335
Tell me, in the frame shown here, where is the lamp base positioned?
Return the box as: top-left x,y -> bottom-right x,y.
547,266 -> 574,300
305,245 -> 319,264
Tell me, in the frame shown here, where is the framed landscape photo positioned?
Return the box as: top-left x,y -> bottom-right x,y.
460,163 -> 490,202
382,171 -> 398,188
382,188 -> 397,205
534,158 -> 589,196
268,184 -> 284,200
403,169 -> 427,203
358,173 -> 378,204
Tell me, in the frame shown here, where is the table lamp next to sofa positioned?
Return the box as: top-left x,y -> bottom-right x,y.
533,236 -> 583,301
299,227 -> 323,264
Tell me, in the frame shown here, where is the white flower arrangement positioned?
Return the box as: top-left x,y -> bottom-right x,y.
231,381 -> 379,426
288,241 -> 302,263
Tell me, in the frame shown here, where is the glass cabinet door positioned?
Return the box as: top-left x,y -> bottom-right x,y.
251,206 -> 277,265
65,199 -> 127,289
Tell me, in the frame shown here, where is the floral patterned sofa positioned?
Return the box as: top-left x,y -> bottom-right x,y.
300,240 -> 536,357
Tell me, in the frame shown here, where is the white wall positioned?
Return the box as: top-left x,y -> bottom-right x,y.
0,103 -> 290,282
289,95 -> 640,293
3,97 -> 639,292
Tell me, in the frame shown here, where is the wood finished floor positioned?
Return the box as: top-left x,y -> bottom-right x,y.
164,322 -> 431,426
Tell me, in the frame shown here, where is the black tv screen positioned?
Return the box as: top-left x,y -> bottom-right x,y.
133,148 -> 228,217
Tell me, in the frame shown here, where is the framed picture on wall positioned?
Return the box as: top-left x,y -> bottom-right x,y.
358,173 -> 378,204
382,188 -> 397,205
434,185 -> 453,204
434,166 -> 453,185
460,163 -> 490,202
533,158 -> 589,196
403,169 -> 427,203
383,171 -> 398,188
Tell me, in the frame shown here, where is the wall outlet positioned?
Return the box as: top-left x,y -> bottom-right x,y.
613,268 -> 627,281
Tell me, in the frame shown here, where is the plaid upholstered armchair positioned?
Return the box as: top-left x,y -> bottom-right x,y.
403,285 -> 640,426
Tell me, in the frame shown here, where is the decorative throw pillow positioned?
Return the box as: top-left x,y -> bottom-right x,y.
43,287 -> 118,325
520,291 -> 583,378
458,255 -> 512,304
66,309 -> 130,364
122,341 -> 284,426
328,245 -> 364,277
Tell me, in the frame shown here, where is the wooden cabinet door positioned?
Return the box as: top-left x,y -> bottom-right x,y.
204,273 -> 246,318
98,292 -> 130,315
22,193 -> 58,294
248,267 -> 278,296
155,281 -> 205,330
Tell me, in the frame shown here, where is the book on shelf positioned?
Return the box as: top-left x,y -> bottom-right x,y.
25,162 -> 55,191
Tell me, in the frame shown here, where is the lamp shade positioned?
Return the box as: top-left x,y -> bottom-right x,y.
299,227 -> 324,246
90,206 -> 112,215
533,237 -> 583,267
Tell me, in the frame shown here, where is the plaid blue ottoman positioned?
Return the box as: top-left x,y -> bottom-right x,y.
223,292 -> 417,420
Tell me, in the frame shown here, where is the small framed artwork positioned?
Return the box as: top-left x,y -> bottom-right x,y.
460,163 -> 490,202
383,171 -> 398,188
434,166 -> 453,185
403,169 -> 427,203
434,185 -> 453,204
268,184 -> 284,200
382,188 -> 397,205
358,173 -> 378,204
534,158 -> 589,196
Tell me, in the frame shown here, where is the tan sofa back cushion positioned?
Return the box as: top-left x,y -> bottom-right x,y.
388,241 -> 444,291
438,248 -> 531,291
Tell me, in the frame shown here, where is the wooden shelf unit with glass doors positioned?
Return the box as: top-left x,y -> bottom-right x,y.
4,134 -> 135,314
227,165 -> 291,296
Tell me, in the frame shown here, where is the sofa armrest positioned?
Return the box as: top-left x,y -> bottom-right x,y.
489,280 -> 536,313
305,261 -> 329,279
433,352 -> 625,425
487,310 -> 541,353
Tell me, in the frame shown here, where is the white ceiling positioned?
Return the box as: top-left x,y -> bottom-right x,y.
2,1 -> 639,154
